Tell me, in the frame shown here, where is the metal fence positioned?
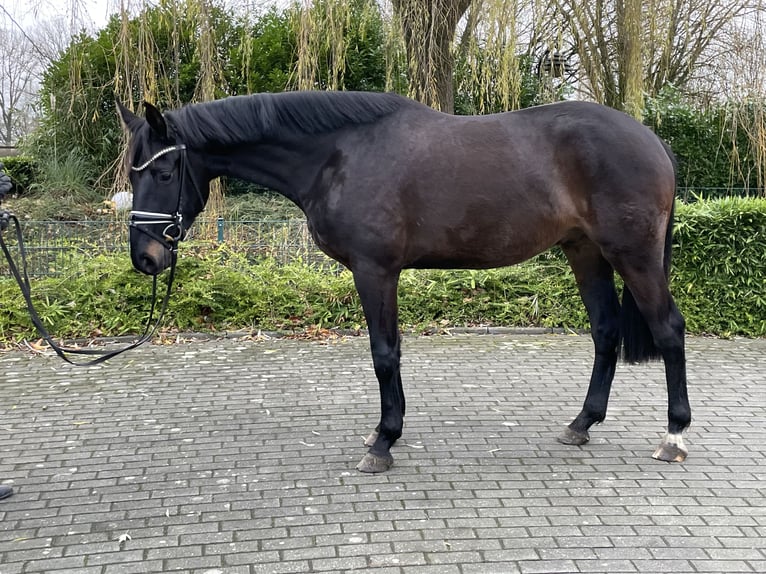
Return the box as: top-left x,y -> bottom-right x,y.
0,218 -> 335,277
3,187 -> 762,277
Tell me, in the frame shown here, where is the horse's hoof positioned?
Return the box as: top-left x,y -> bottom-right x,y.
652,433 -> 688,463
364,429 -> 379,448
356,452 -> 394,473
557,426 -> 590,446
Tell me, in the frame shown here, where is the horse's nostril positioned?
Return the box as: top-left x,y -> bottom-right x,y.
139,254 -> 160,276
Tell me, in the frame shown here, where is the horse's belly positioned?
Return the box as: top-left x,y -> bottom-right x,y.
404,226 -> 555,270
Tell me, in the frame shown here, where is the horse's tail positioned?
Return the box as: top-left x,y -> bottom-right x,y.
619,141 -> 676,363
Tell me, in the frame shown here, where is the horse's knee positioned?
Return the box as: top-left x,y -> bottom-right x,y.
370,340 -> 400,378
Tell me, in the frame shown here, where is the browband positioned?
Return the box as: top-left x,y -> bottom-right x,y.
131,144 -> 187,172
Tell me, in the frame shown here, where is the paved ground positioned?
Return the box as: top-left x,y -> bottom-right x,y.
1,333 -> 765,574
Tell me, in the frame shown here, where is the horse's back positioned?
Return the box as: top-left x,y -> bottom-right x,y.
315,99 -> 675,270
380,100 -> 672,201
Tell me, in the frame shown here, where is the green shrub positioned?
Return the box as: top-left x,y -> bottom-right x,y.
645,88 -> 765,194
0,198 -> 764,343
672,198 -> 766,336
29,150 -> 101,203
1,151 -> 105,220
223,192 -> 303,220
0,156 -> 38,196
399,252 -> 586,329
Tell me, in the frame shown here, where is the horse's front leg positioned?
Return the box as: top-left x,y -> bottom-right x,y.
352,265 -> 403,473
363,368 -> 405,448
557,244 -> 620,446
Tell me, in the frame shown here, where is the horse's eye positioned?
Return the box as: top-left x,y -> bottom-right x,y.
158,171 -> 173,184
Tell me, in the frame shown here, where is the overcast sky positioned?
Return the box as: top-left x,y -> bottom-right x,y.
1,0 -> 280,36
1,0 -> 116,33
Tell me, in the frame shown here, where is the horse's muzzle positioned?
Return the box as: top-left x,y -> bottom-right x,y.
130,233 -> 173,276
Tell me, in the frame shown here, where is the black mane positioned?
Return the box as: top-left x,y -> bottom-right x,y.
168,91 -> 409,148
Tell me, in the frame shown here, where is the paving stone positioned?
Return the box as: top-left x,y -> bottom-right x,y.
2,333 -> 766,574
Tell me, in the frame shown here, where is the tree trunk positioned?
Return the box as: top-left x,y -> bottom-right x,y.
617,0 -> 643,119
392,0 -> 472,113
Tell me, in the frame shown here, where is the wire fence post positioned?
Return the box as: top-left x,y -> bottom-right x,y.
217,217 -> 224,243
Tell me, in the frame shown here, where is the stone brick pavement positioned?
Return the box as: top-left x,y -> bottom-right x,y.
1,333 -> 765,574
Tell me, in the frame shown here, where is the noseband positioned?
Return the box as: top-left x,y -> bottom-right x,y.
129,144 -> 187,250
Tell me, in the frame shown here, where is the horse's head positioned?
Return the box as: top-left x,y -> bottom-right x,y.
117,100 -> 209,275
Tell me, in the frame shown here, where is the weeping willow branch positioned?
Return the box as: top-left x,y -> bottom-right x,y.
381,4 -> 408,93
113,0 -> 230,217
296,0 -> 353,90
392,0 -> 472,112
458,0 -> 521,113
192,0 -> 226,225
718,6 -> 766,192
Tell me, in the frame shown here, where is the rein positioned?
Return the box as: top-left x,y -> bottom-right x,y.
0,144 -> 188,366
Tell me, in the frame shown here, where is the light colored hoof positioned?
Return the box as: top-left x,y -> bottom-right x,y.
652,433 -> 688,463
356,452 -> 394,473
364,429 -> 379,448
557,426 -> 590,446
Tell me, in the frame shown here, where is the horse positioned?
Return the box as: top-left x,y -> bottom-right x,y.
117,91 -> 691,473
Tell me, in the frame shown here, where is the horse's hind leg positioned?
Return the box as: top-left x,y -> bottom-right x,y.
352,265 -> 404,473
611,257 -> 691,462
558,240 -> 621,446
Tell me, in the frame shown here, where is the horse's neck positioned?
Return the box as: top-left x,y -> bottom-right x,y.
209,135 -> 329,208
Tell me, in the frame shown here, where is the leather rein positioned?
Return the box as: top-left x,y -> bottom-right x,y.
0,144 -> 188,365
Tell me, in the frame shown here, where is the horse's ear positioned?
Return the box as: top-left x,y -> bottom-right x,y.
143,101 -> 169,139
116,98 -> 141,132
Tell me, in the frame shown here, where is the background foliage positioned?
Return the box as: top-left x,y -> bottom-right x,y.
23,0 -> 391,200
8,0 -> 762,205
1,199 -> 764,344
646,88 -> 765,194
1,0 -> 764,345
673,198 -> 766,334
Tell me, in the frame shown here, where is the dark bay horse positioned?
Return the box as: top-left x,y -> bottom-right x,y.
117,91 -> 691,473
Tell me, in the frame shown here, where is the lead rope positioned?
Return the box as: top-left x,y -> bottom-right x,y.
0,212 -> 178,365
0,143 -> 189,365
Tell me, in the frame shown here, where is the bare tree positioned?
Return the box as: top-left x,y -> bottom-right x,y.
548,0 -> 759,114
385,0 -> 761,116
28,16 -> 75,63
0,1 -> 82,145
709,8 -> 766,190
0,26 -> 39,144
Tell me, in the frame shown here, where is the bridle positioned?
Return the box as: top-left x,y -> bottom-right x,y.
0,142 -> 194,366
128,142 -> 207,248
128,143 -> 188,249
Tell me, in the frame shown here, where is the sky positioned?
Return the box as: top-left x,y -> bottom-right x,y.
1,0 -> 280,36
0,0 -> 282,71
1,0 -> 115,33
